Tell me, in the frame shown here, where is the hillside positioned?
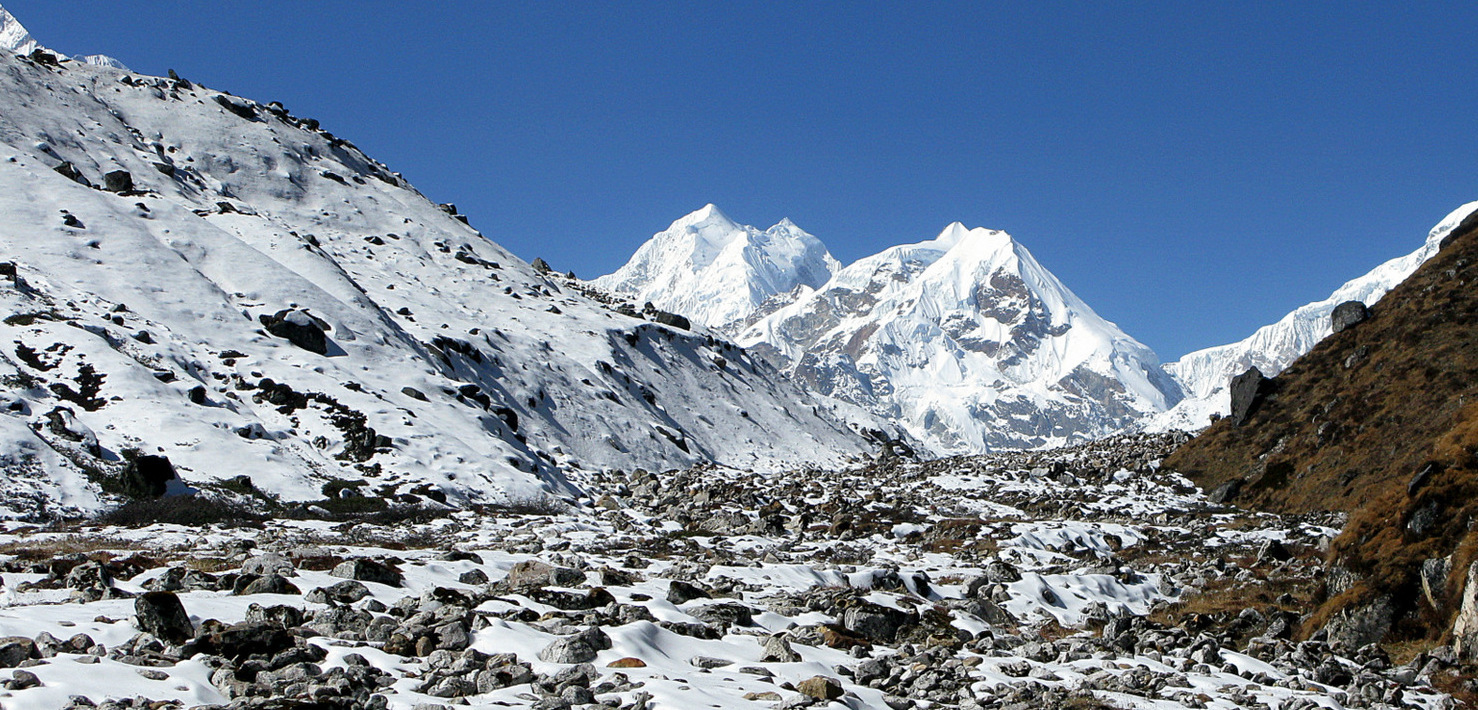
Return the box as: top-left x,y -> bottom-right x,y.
1165,206 -> 1478,648
0,41 -> 869,518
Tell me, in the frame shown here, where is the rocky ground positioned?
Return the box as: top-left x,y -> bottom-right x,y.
0,433 -> 1459,710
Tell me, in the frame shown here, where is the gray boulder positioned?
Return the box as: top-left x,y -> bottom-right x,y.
1331,300 -> 1369,333
135,591 -> 194,644
259,309 -> 329,355
1228,367 -> 1271,427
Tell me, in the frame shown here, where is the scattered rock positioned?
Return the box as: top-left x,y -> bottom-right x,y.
1330,300 -> 1369,333
259,308 -> 329,355
134,591 -> 193,644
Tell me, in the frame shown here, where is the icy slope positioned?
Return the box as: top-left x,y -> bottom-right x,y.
592,205 -> 841,331
740,223 -> 1183,453
0,47 -> 868,517
1146,199 -> 1478,432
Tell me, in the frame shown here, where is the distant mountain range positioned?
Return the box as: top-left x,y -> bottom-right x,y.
598,202 -> 1478,454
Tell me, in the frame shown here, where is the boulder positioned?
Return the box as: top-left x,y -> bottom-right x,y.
240,552 -> 294,577
1330,300 -> 1369,333
842,602 -> 915,643
796,675 -> 844,701
236,574 -> 300,596
259,309 -> 329,355
102,169 -> 134,193
0,637 -> 37,668
1228,367 -> 1271,427
119,454 -> 181,499
306,580 -> 372,605
1421,556 -> 1452,610
53,161 -> 89,186
537,627 -> 610,664
134,591 -> 193,644
666,580 -> 710,604
1324,594 -> 1395,651
759,633 -> 800,663
331,558 -> 403,587
501,560 -> 584,591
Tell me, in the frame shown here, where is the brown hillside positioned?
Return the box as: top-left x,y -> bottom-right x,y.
1165,207 -> 1478,646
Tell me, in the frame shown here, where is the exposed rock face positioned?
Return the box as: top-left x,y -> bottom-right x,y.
102,169 -> 133,193
119,455 -> 181,499
1454,562 -> 1478,659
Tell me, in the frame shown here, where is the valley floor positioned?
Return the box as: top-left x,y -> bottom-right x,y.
0,434 -> 1452,710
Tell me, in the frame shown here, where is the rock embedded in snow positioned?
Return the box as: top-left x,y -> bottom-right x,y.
133,591 -> 193,644
330,558 -> 403,587
797,675 -> 845,700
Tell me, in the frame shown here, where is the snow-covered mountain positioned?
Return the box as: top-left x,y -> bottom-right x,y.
0,5 -> 126,69
0,15 -> 869,517
1146,199 -> 1478,432
593,205 -> 840,331
739,223 -> 1183,453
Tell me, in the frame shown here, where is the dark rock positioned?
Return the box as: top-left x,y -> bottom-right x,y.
666,580 -> 710,604
1323,594 -> 1396,650
687,602 -> 754,627
102,170 -> 134,193
401,386 -> 428,401
306,580 -> 371,604
331,558 -> 403,587
62,213 -> 84,229
642,303 -> 690,330
188,620 -> 295,661
1208,479 -> 1242,504
0,637 -> 37,668
1409,462 -> 1440,497
134,591 -> 193,644
842,602 -> 915,643
1255,539 -> 1292,564
236,574 -> 301,596
53,162 -> 89,186
213,94 -> 258,120
532,258 -> 551,273
1228,367 -> 1272,427
1331,300 -> 1369,333
259,309 -> 329,355
118,455 -> 181,499
188,385 -> 208,405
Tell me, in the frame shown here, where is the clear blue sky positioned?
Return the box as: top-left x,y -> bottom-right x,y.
11,1 -> 1478,359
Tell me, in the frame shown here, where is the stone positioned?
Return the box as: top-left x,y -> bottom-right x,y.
1208,479 -> 1242,504
537,627 -> 609,664
607,657 -> 646,668
842,601 -> 915,643
666,580 -> 710,604
796,675 -> 844,701
306,579 -> 371,604
103,169 -> 134,193
1453,562 -> 1478,659
330,558 -> 403,587
259,308 -> 329,355
134,592 -> 193,644
1255,539 -> 1292,565
1325,594 -> 1396,651
240,552 -> 294,577
53,161 -> 88,186
687,602 -> 753,627
236,574 -> 300,596
0,637 -> 37,668
1330,300 -> 1369,333
1422,556 -> 1452,610
759,634 -> 800,663
1228,367 -> 1271,427
502,560 -> 584,590
119,454 -> 181,499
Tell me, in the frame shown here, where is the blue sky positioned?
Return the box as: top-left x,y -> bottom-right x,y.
11,2 -> 1478,359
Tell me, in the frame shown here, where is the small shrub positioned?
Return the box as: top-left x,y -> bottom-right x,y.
96,496 -> 267,527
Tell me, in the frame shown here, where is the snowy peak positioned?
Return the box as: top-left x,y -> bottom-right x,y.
739,222 -> 1181,454
0,4 -> 38,55
592,206 -> 841,330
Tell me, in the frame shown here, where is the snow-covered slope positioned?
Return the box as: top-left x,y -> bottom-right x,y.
1146,199 -> 1478,432
592,205 -> 840,331
740,223 -> 1183,454
0,39 -> 868,517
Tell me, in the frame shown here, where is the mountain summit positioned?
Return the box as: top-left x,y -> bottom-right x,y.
593,205 -> 841,331
740,223 -> 1183,453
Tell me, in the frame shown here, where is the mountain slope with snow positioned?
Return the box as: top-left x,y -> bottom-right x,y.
1146,199 -> 1478,432
740,223 -> 1183,453
0,36 -> 868,517
0,6 -> 125,69
592,205 -> 840,331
